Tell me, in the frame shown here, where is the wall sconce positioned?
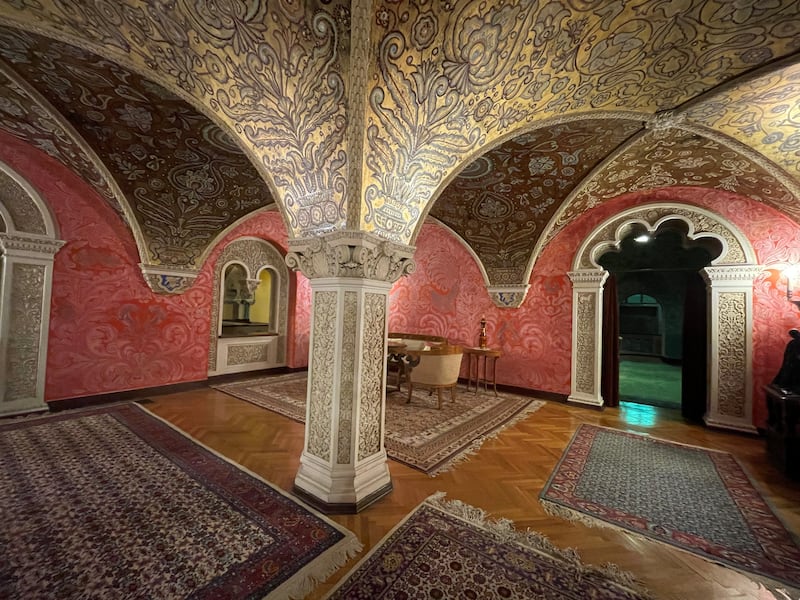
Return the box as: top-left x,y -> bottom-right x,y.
785,265 -> 800,306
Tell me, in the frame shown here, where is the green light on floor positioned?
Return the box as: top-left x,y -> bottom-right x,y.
619,401 -> 657,427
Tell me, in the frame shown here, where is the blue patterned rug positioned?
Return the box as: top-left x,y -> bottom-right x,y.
0,403 -> 360,599
540,424 -> 800,593
325,493 -> 654,599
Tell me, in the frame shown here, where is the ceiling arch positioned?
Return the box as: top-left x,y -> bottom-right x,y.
0,25 -> 276,273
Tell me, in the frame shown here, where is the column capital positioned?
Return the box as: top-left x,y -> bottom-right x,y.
567,269 -> 609,288
286,231 -> 416,282
0,232 -> 64,258
702,265 -> 763,285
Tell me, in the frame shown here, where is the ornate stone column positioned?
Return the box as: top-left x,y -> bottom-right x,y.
286,232 -> 415,513
0,233 -> 64,416
702,265 -> 761,433
567,270 -> 609,407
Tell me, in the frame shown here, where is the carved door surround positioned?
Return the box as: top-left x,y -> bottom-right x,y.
0,161 -> 64,416
207,237 -> 289,376
568,203 -> 760,433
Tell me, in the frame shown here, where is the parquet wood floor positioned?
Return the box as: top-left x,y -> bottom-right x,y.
145,384 -> 800,600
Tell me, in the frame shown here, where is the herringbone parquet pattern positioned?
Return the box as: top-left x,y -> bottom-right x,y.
145,386 -> 800,600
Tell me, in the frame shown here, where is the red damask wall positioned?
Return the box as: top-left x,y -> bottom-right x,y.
392,188 -> 800,428
0,132 -> 307,401
4,129 -> 797,427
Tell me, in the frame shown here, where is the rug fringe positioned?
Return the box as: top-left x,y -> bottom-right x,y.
540,498 -> 800,598
267,532 -> 363,600
428,400 -> 545,477
428,493 -> 656,599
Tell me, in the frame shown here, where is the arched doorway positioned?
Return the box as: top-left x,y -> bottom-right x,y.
568,203 -> 761,433
597,221 -> 722,416
207,237 -> 290,376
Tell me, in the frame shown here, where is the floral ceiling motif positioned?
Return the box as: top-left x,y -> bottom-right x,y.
685,61 -> 800,180
0,26 -> 275,268
365,0 -> 800,243
430,119 -> 643,285
542,128 -> 799,248
0,0 -> 350,239
0,67 -> 123,217
0,0 -> 799,291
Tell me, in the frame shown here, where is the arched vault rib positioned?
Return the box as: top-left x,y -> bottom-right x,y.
0,57 -> 146,261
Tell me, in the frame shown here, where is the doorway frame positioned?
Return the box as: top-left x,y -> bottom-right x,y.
0,161 -> 64,416
568,203 -> 760,433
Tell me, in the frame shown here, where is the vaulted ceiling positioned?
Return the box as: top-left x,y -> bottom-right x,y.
0,1 -> 798,295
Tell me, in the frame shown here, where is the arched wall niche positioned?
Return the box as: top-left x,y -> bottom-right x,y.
0,160 -> 65,416
208,237 -> 289,376
568,203 -> 761,433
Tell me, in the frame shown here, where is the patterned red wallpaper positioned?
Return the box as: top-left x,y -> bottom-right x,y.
3,128 -> 797,428
392,188 -> 800,428
0,131 -> 308,401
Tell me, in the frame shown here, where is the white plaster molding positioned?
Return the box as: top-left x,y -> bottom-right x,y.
487,285 -> 531,308
286,231 -> 415,282
139,263 -> 199,295
567,270 -> 608,407
294,277 -> 394,510
701,265 -> 762,434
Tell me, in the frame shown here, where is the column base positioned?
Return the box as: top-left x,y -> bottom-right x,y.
567,393 -> 604,408
293,450 -> 393,514
703,414 -> 759,435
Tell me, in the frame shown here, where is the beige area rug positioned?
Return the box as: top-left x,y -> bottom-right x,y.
212,372 -> 544,476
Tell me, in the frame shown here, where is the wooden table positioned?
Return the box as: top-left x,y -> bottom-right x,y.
464,347 -> 502,396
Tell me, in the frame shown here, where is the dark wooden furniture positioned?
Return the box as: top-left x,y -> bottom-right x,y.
765,383 -> 800,480
464,346 -> 502,396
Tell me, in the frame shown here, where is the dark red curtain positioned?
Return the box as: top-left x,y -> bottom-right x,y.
681,272 -> 707,421
601,273 -> 620,407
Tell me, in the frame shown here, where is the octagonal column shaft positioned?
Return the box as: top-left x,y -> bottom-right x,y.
286,232 -> 415,513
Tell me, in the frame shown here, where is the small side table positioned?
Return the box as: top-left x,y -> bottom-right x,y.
464,347 -> 502,396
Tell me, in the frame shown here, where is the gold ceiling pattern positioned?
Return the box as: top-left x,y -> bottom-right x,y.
0,26 -> 275,268
0,0 -> 351,239
430,119 -> 643,284
0,1 -> 798,290
685,61 -> 800,179
542,127 -> 800,248
0,67 -> 123,216
364,0 -> 800,242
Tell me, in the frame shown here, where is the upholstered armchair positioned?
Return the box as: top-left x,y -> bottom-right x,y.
406,344 -> 464,409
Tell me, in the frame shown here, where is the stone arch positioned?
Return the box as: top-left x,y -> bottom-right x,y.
208,237 -> 289,376
568,203 -> 761,433
0,160 -> 64,416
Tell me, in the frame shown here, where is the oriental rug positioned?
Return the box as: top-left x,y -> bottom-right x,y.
323,492 -> 654,600
213,372 -> 543,476
540,424 -> 800,593
0,403 -> 361,600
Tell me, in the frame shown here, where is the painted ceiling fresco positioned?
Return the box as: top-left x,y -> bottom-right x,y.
430,119 -> 643,284
0,0 -> 799,293
0,26 -> 275,268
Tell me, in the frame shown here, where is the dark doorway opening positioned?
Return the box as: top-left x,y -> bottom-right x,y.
597,220 -> 722,417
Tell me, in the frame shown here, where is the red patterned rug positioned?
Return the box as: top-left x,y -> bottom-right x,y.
540,424 -> 800,594
0,403 -> 360,599
213,372 -> 543,476
324,492 -> 654,599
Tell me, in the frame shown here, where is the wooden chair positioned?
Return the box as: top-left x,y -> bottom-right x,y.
405,344 -> 464,409
386,333 -> 447,392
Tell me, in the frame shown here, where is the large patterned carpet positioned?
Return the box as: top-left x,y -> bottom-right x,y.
540,424 -> 800,593
0,403 -> 360,599
324,493 -> 654,599
213,372 -> 544,475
